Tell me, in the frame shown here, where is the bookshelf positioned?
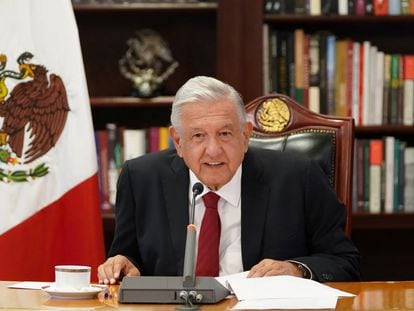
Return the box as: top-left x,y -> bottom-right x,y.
76,1 -> 414,281
217,0 -> 414,281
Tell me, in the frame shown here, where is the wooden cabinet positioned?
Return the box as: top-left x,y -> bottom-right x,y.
74,2 -> 217,129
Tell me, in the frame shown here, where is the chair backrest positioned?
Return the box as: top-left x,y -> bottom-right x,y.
245,94 -> 354,236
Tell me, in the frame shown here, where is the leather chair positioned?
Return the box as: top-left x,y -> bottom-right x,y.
245,94 -> 354,236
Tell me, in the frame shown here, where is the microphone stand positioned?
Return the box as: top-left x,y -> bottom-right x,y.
118,183 -> 229,306
177,184 -> 202,310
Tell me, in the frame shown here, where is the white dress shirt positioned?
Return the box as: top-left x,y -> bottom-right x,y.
189,166 -> 243,276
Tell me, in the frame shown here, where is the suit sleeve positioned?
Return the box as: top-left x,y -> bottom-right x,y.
108,161 -> 142,269
292,160 -> 361,282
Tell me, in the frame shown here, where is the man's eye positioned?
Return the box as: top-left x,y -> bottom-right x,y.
220,131 -> 232,137
192,133 -> 204,139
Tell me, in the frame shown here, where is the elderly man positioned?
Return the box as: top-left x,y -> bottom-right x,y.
98,76 -> 360,284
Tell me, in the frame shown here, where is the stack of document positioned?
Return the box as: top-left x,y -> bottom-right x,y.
216,273 -> 355,309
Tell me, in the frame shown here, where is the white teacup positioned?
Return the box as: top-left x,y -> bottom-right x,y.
54,265 -> 91,291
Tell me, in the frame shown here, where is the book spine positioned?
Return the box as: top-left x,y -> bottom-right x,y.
352,42 -> 361,125
369,139 -> 384,213
374,0 -> 389,15
326,34 -> 336,115
390,54 -> 400,124
294,29 -> 305,104
383,54 -> 392,124
319,32 -> 329,114
309,33 -> 321,113
404,147 -> 414,212
384,136 -> 395,213
374,51 -> 384,125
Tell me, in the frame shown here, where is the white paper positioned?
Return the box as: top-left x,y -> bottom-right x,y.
231,296 -> 338,310
8,281 -> 52,290
215,271 -> 248,292
228,275 -> 354,300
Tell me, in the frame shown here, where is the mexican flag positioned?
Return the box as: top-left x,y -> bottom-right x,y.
0,0 -> 105,281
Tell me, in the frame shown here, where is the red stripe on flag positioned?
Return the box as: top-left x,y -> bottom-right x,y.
0,174 -> 105,282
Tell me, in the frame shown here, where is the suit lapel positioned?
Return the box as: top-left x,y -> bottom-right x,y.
241,150 -> 270,270
162,154 -> 189,274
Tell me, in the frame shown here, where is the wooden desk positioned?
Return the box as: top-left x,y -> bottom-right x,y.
1,280 -> 414,310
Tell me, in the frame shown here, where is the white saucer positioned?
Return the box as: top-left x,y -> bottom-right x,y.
41,285 -> 106,299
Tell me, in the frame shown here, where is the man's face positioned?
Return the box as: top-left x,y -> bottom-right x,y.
170,99 -> 252,190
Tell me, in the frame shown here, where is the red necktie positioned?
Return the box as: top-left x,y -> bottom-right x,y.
195,192 -> 221,276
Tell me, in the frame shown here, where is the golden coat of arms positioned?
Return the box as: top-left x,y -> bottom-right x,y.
256,98 -> 290,132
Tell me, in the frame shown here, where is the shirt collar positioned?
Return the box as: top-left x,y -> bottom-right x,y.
189,166 -> 242,208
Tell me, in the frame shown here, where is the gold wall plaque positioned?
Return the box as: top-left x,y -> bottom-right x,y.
256,98 -> 290,132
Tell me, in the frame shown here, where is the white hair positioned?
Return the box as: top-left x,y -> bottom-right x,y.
170,76 -> 246,132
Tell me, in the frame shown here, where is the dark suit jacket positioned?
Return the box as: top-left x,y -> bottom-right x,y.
109,147 -> 360,282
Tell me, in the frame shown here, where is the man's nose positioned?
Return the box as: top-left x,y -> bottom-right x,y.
205,137 -> 222,156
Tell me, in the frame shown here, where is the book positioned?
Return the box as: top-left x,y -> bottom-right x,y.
335,39 -> 349,116
356,139 -> 365,212
404,147 -> 414,212
123,129 -> 146,161
365,0 -> 374,14
294,0 -> 307,14
390,54 -> 400,124
148,127 -> 160,153
309,0 -> 321,15
159,127 -> 170,150
294,29 -> 305,104
374,51 -> 384,125
383,54 -> 392,124
326,34 -> 336,115
384,136 -> 395,213
401,0 -> 411,14
321,0 -> 338,14
338,0 -> 348,14
362,139 -> 371,212
264,0 -> 274,12
303,33 -> 310,108
309,33 -> 321,113
106,123 -> 119,207
388,0 -> 401,15
374,0 -> 388,15
262,24 -> 270,94
268,27 -> 279,93
96,130 -> 111,212
318,31 -> 330,114
369,140 -> 383,213
348,0 -> 356,14
351,42 -> 361,125
403,80 -> 414,126
361,41 -> 371,125
276,31 -> 290,96
355,0 -> 366,15
396,141 -> 406,212
346,40 -> 354,118
403,55 -> 414,125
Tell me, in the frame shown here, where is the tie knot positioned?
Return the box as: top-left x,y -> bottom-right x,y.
202,192 -> 220,210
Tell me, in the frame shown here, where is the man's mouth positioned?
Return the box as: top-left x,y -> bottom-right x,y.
205,162 -> 223,166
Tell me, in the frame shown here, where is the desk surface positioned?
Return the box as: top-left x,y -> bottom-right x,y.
1,280 -> 414,310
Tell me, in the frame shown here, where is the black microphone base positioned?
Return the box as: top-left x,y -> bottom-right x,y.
118,276 -> 230,304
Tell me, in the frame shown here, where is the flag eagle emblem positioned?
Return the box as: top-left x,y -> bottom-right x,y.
0,52 -> 70,182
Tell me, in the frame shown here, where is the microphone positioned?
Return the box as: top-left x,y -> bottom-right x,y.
118,182 -> 229,306
183,182 -> 204,287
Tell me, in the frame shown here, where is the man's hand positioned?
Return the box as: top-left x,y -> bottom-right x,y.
97,255 -> 140,284
247,259 -> 303,278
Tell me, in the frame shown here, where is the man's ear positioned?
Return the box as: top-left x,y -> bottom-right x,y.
169,126 -> 183,157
